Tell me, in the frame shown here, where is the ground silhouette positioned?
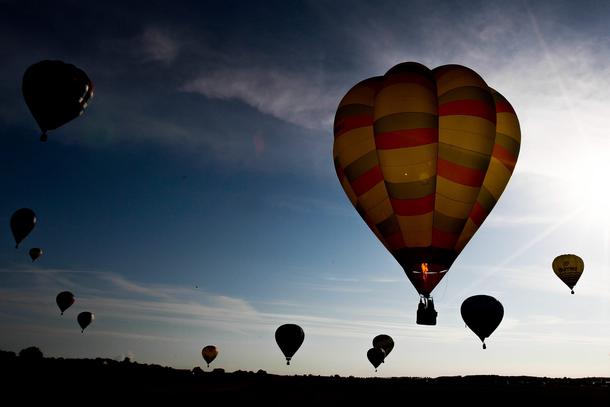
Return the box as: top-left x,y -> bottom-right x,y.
0,349 -> 607,405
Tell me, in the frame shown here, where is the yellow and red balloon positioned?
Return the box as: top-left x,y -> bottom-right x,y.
333,62 -> 520,311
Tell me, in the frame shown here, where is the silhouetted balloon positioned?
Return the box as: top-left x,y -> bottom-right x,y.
22,60 -> 94,142
275,324 -> 304,365
367,347 -> 386,372
372,334 -> 394,360
201,345 -> 218,368
29,247 -> 43,262
461,295 -> 504,349
10,208 -> 36,249
552,254 -> 584,294
77,311 -> 94,333
333,62 -> 520,324
56,291 -> 75,315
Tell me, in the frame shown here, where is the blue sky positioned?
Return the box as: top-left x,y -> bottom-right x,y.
0,0 -> 609,377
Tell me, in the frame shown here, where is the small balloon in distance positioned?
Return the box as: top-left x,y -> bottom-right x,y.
56,291 -> 75,315
77,311 -> 94,333
367,347 -> 386,371
201,345 -> 219,367
275,324 -> 304,365
552,254 -> 584,294
461,295 -> 504,349
373,334 -> 394,362
29,247 -> 43,262
10,208 -> 36,248
372,334 -> 394,360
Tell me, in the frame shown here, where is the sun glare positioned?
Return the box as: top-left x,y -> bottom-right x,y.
560,144 -> 610,224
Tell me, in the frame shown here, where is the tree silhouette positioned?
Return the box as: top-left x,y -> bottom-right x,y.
19,346 -> 43,360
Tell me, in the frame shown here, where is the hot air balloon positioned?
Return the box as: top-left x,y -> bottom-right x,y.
275,324 -> 304,365
552,254 -> 584,294
367,347 -> 386,372
333,62 -> 520,325
201,345 -> 219,368
10,208 -> 36,248
461,295 -> 503,349
372,334 -> 394,360
56,291 -> 75,315
29,247 -> 43,262
22,60 -> 94,142
77,311 -> 94,333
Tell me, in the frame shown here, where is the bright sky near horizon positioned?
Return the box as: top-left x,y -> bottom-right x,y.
0,0 -> 609,378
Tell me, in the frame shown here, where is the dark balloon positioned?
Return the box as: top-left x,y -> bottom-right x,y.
275,324 -> 304,365
29,247 -> 43,262
56,291 -> 75,315
461,295 -> 504,349
367,347 -> 386,371
372,334 -> 394,359
10,208 -> 36,248
77,311 -> 94,333
22,60 -> 94,142
201,345 -> 219,368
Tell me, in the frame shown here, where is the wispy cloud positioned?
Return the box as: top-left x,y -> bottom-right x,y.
140,27 -> 180,64
0,266 -> 468,343
182,67 -> 340,129
368,277 -> 403,283
97,273 -> 168,299
322,276 -> 360,283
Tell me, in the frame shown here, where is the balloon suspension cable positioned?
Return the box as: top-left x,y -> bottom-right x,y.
40,132 -> 48,142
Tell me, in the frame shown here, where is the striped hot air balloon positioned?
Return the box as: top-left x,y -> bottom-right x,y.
333,62 -> 520,325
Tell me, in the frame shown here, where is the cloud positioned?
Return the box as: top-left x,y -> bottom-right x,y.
181,67 -> 340,129
368,277 -> 403,283
140,27 -> 180,64
322,276 -> 360,283
0,266 -> 467,344
97,273 -> 168,299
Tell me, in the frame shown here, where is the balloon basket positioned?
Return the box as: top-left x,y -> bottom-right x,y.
416,297 -> 437,326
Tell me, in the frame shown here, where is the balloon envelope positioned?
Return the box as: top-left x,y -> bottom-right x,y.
77,311 -> 94,333
22,60 -> 94,141
201,345 -> 219,367
333,62 -> 520,297
56,291 -> 75,315
461,295 -> 504,348
10,208 -> 36,248
552,254 -> 584,294
372,334 -> 394,358
367,347 -> 386,370
29,247 -> 43,262
275,324 -> 304,365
